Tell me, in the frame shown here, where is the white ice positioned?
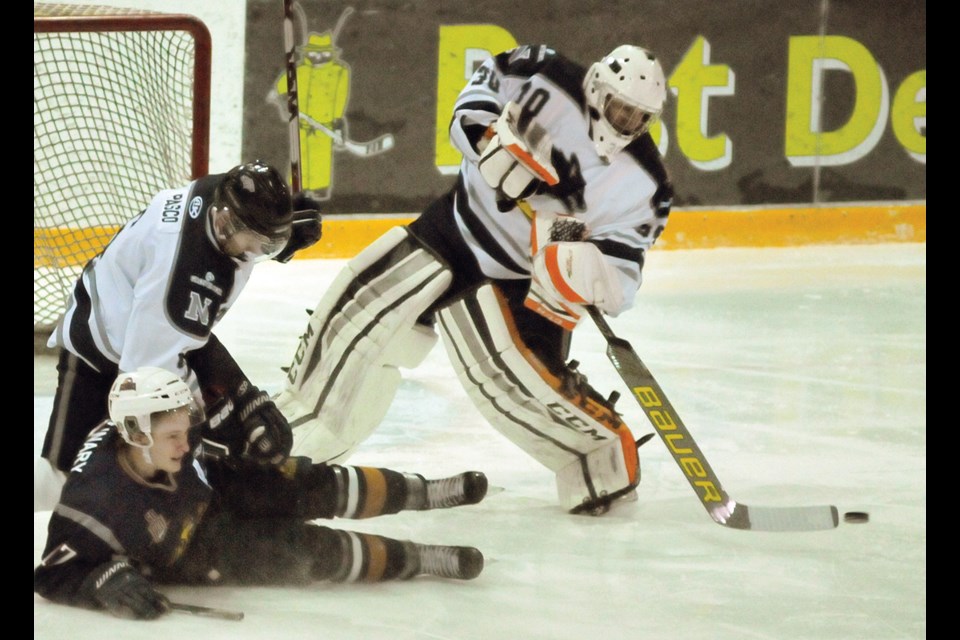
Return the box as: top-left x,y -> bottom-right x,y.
34,243 -> 926,639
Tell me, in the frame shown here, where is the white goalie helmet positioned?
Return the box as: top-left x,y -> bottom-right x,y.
108,367 -> 204,448
584,45 -> 667,161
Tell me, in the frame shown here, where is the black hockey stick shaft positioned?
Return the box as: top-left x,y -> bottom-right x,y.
170,601 -> 244,621
586,305 -> 838,531
282,0 -> 302,192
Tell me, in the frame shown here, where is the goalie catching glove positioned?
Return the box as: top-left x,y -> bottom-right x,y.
202,381 -> 293,466
525,241 -> 624,331
478,101 -> 559,206
274,192 -> 323,263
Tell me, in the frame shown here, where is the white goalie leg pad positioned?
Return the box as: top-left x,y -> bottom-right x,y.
437,283 -> 640,513
553,438 -> 637,515
276,226 -> 451,462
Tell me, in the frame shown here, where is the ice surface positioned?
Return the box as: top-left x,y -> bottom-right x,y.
34,243 -> 926,639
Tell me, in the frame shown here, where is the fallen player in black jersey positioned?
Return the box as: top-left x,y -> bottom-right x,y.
34,367 -> 487,620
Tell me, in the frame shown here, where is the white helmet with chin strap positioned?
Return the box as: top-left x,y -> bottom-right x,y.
108,367 -> 204,449
584,45 -> 666,161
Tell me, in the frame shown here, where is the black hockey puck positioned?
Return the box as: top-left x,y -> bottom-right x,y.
843,511 -> 870,524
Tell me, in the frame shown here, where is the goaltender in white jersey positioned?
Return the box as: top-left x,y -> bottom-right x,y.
277,44 -> 674,515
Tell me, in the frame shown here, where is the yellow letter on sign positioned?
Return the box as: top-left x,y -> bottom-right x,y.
891,70 -> 926,164
785,35 -> 888,167
435,25 -> 517,174
671,36 -> 734,170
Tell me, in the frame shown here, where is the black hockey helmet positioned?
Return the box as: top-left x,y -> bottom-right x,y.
214,160 -> 294,237
212,160 -> 293,261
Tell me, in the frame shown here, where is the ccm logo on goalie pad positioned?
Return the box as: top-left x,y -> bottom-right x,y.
286,319 -> 316,385
545,402 -> 611,442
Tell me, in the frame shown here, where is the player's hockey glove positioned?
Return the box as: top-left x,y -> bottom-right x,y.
478,101 -> 559,210
80,560 -> 170,620
201,382 -> 293,467
274,192 -> 322,263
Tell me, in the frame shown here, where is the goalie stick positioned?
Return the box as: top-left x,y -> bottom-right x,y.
586,305 -> 839,532
299,112 -> 395,157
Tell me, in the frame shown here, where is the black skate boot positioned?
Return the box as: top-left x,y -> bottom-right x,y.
405,471 -> 489,510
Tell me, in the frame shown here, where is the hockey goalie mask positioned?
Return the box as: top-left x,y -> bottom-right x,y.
108,367 -> 204,449
584,45 -> 666,162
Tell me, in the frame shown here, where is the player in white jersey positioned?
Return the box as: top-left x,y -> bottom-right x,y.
41,161 -> 322,479
277,44 -> 673,515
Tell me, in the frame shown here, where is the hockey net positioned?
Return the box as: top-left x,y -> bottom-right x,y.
34,3 -> 211,339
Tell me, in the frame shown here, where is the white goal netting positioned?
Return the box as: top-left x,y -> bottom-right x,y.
34,3 -> 210,335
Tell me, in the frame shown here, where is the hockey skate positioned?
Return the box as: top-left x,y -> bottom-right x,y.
404,542 -> 484,580
409,471 -> 489,510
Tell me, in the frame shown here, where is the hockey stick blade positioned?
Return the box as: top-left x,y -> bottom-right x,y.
170,602 -> 244,621
343,133 -> 394,157
586,306 -> 839,532
298,113 -> 394,157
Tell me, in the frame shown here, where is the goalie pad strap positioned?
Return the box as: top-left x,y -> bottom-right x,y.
438,283 -> 638,510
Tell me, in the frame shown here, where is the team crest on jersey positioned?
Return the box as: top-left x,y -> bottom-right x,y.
185,291 -> 213,326
189,196 -> 203,218
145,509 -> 169,544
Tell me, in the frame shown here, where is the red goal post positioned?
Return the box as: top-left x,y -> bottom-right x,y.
34,3 -> 211,336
